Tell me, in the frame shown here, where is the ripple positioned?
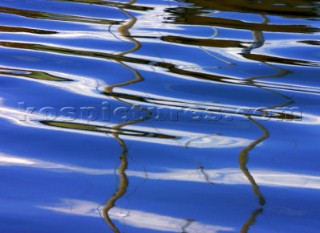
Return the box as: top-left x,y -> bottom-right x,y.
0,0 -> 319,232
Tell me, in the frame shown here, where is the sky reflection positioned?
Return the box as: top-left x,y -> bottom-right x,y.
40,199 -> 234,233
1,153 -> 320,190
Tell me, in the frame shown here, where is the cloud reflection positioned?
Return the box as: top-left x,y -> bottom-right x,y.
1,153 -> 320,190
40,199 -> 234,233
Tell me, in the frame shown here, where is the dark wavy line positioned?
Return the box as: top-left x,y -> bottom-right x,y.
0,6 -> 121,25
183,0 -> 320,18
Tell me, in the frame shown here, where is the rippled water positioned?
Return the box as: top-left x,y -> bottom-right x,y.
0,0 -> 320,232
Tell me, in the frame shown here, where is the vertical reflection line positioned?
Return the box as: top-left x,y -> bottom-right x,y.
118,0 -> 140,56
239,14 -> 270,208
103,1 -> 150,232
105,0 -> 143,94
103,119 -> 145,233
240,208 -> 263,233
239,116 -> 269,206
240,13 -> 295,231
103,127 -> 129,233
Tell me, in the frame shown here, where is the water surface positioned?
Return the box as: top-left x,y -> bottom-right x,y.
0,0 -> 320,232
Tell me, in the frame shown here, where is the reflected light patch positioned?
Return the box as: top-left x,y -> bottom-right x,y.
2,153 -> 320,190
40,199 -> 234,233
0,155 -> 34,165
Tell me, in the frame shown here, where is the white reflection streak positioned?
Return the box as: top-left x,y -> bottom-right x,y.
137,168 -> 320,191
1,153 -> 320,190
39,199 -> 234,233
0,154 -> 110,175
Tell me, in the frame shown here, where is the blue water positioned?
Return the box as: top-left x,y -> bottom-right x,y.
0,0 -> 319,232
